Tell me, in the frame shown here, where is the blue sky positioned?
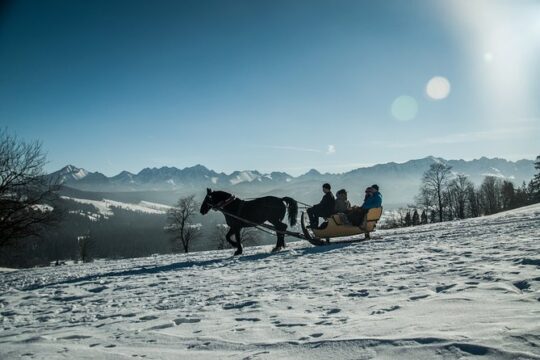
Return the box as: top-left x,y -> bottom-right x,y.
1,0 -> 539,176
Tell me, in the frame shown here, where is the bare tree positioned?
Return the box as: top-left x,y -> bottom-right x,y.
0,129 -> 61,248
165,195 -> 201,253
213,224 -> 229,250
78,232 -> 94,263
213,224 -> 261,250
501,180 -> 516,210
447,174 -> 474,219
467,185 -> 481,218
480,176 -> 503,215
419,162 -> 452,222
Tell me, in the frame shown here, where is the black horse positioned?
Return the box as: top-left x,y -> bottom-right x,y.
200,189 -> 298,255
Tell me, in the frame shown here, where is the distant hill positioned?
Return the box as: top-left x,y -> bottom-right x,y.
48,156 -> 535,207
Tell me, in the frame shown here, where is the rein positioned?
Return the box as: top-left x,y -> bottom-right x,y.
210,195 -> 237,210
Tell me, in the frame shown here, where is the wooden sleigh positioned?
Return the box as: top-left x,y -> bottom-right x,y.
301,207 -> 383,246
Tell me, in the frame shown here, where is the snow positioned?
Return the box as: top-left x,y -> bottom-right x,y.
73,168 -> 89,180
31,204 -> 54,212
139,201 -> 173,212
211,177 -> 218,184
62,196 -> 169,216
230,171 -> 260,185
1,205 -> 539,359
62,196 -> 113,216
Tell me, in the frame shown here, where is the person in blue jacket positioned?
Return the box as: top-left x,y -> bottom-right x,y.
347,184 -> 382,226
362,184 -> 382,209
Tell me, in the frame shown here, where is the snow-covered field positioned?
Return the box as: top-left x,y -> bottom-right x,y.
1,205 -> 539,359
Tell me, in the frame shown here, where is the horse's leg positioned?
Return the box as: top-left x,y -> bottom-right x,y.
226,228 -> 238,248
271,221 -> 287,252
234,228 -> 243,256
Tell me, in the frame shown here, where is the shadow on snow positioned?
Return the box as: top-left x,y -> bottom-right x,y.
24,241 -> 356,291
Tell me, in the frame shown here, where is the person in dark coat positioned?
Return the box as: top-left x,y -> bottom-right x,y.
307,183 -> 335,228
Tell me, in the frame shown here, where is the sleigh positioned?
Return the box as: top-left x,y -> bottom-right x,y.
301,207 -> 383,246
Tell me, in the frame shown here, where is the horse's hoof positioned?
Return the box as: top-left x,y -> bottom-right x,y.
271,246 -> 282,253
234,249 -> 242,256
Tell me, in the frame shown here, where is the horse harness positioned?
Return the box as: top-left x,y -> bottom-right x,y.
207,194 -> 305,239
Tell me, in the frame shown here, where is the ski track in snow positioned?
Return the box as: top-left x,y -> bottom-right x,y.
1,205 -> 539,359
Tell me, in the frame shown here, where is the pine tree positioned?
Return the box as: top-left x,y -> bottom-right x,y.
531,155 -> 540,203
412,209 -> 420,226
430,210 -> 437,223
404,212 -> 412,226
501,181 -> 516,210
420,210 -> 428,224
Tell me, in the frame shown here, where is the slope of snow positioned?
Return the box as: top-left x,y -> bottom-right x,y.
61,196 -> 169,216
61,196 -> 113,216
1,205 -> 539,359
139,201 -> 173,212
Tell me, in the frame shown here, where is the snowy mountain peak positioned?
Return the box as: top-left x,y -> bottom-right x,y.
53,165 -> 90,182
229,170 -> 262,185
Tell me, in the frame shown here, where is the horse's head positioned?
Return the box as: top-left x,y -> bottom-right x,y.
200,188 -> 232,215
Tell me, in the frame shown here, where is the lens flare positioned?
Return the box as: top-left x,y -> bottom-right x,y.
426,76 -> 451,100
391,96 -> 418,121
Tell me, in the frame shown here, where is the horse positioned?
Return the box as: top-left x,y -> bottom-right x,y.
200,189 -> 298,255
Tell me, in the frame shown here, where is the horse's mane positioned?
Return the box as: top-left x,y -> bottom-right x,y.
211,190 -> 233,201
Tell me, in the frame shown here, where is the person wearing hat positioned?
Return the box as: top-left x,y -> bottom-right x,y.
335,189 -> 351,213
307,183 -> 335,228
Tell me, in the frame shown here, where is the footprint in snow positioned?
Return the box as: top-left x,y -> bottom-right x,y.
275,323 -> 307,327
222,300 -> 258,310
87,286 -> 108,293
348,289 -> 369,297
435,284 -> 457,293
370,305 -> 400,315
513,280 -> 530,291
58,335 -> 92,340
146,323 -> 174,331
314,320 -> 333,325
173,318 -> 201,325
235,317 -> 261,322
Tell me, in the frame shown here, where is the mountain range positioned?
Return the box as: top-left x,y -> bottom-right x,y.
48,156 -> 536,207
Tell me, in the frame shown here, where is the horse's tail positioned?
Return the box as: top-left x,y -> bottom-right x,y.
282,197 -> 298,227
